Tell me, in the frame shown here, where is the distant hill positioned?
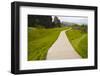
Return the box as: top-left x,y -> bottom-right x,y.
61,21 -> 87,26
61,21 -> 75,26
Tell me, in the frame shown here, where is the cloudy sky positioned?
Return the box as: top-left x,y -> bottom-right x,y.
52,16 -> 88,25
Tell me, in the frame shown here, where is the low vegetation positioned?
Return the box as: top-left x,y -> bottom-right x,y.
28,27 -> 68,61
66,25 -> 88,58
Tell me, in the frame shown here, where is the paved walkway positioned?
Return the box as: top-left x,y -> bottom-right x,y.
46,29 -> 81,60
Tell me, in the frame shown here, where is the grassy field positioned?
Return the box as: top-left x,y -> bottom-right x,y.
66,28 -> 88,58
28,27 -> 68,61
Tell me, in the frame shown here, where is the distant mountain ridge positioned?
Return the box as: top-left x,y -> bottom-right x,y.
61,21 -> 87,26
61,21 -> 75,26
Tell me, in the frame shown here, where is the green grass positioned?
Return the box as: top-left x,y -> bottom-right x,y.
66,29 -> 88,58
28,27 -> 68,61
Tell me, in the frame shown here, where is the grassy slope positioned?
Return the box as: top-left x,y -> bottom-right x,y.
28,27 -> 68,61
66,29 -> 88,58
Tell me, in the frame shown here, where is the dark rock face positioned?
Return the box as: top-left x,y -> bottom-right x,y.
54,16 -> 60,24
28,15 -> 52,28
53,16 -> 61,27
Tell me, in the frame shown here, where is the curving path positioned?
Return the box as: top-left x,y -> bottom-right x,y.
46,28 -> 81,60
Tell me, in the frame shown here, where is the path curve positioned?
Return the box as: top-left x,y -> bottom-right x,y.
46,28 -> 81,60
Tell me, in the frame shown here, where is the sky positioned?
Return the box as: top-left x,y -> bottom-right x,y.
52,16 -> 88,25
